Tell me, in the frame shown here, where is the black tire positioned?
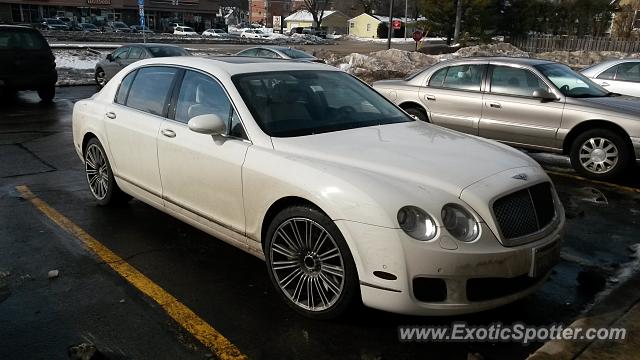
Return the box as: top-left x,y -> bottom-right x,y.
403,106 -> 429,122
84,138 -> 131,206
95,68 -> 107,88
37,84 -> 55,102
569,128 -> 632,180
264,205 -> 359,319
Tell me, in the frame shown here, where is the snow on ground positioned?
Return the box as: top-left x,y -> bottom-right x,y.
54,48 -> 109,86
344,35 -> 448,44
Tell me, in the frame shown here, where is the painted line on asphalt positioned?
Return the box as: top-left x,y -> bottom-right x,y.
16,185 -> 247,360
545,170 -> 640,194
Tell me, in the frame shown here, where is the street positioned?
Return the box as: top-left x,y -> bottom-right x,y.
0,86 -> 638,359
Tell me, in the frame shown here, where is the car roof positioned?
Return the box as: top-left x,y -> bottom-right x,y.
0,24 -> 37,30
440,56 -> 556,66
123,43 -> 185,49
133,56 -> 336,76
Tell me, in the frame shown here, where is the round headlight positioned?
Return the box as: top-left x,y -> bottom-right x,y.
397,206 -> 437,241
441,204 -> 480,242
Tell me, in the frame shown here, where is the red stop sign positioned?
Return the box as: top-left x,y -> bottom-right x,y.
412,30 -> 423,42
392,19 -> 401,30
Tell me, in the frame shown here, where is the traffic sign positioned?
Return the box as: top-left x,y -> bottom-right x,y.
392,19 -> 401,30
138,0 -> 144,6
412,30 -> 423,42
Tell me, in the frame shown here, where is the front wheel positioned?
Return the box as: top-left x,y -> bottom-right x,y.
264,205 -> 359,319
84,138 -> 130,205
403,106 -> 428,122
569,128 -> 631,180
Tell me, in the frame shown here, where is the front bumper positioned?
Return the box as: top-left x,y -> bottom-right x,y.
335,214 -> 564,316
632,137 -> 640,161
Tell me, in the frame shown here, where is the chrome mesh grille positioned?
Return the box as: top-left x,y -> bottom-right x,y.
493,182 -> 555,243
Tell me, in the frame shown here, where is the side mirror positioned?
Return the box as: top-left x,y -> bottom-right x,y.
188,114 -> 226,135
106,53 -> 114,61
532,89 -> 557,102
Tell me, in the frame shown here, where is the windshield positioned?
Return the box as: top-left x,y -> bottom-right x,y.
232,71 -> 412,137
280,48 -> 313,59
255,30 -> 264,34
47,19 -> 64,25
113,22 -> 128,28
535,63 -> 609,98
148,46 -> 189,57
182,27 -> 194,32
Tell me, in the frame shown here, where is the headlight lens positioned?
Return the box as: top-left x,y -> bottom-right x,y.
397,206 -> 437,241
441,204 -> 480,242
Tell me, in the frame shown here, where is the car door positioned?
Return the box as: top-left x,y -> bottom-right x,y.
157,69 -> 251,236
593,62 -> 640,97
103,46 -> 130,80
103,66 -> 179,204
480,64 -> 564,149
419,62 -> 487,135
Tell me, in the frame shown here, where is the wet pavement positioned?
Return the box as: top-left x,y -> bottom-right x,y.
0,86 -> 639,360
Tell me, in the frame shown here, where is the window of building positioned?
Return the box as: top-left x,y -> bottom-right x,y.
366,23 -> 371,32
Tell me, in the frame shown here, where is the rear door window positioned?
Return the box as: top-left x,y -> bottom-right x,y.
112,47 -> 129,60
128,47 -> 143,59
596,65 -> 617,80
115,70 -> 137,105
0,29 -> 47,50
615,62 -> 640,82
428,67 -> 448,87
126,67 -> 178,116
442,64 -> 486,91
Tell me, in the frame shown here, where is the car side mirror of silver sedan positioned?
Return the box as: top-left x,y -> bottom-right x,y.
188,114 -> 227,135
532,89 -> 558,102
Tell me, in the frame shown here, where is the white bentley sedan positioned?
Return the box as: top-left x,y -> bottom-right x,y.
72,57 -> 565,318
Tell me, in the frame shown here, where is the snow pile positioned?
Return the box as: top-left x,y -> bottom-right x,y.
290,33 -> 325,43
54,48 -> 109,86
536,50 -> 640,68
328,49 -> 438,83
448,43 -> 529,58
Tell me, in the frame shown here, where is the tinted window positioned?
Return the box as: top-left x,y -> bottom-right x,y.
257,49 -> 278,58
280,48 -> 313,59
238,48 -> 259,56
490,66 -> 550,97
175,71 -> 245,138
126,67 -> 178,116
596,65 -> 617,80
147,46 -> 189,57
442,64 -> 485,91
115,70 -> 137,105
232,71 -> 411,137
615,62 -> 640,82
112,47 -> 129,60
129,47 -> 143,59
0,29 -> 47,50
428,67 -> 448,87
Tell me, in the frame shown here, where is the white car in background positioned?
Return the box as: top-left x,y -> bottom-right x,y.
202,29 -> 229,38
173,26 -> 197,36
72,56 -> 564,319
240,29 -> 270,39
581,59 -> 640,97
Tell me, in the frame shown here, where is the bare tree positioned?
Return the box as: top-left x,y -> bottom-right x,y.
612,0 -> 640,38
303,0 -> 333,29
358,0 -> 380,14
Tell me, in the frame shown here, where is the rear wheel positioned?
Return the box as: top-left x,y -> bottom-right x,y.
37,84 -> 55,102
95,68 -> 107,87
84,138 -> 130,205
569,128 -> 631,180
403,106 -> 428,122
264,205 -> 359,319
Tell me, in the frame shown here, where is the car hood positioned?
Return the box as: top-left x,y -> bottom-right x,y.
271,121 -> 539,197
568,95 -> 640,117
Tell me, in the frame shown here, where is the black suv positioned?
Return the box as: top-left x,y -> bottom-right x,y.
0,25 -> 57,101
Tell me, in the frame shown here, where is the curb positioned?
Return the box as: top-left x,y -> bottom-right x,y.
527,271 -> 640,359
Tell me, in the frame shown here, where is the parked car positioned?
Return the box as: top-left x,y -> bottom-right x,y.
0,25 -> 57,101
240,29 -> 270,39
373,57 -> 640,180
235,46 -> 324,63
94,44 -> 189,87
581,59 -> 640,98
173,26 -> 197,36
202,28 -> 229,38
103,21 -> 131,33
130,25 -> 154,33
166,22 -> 182,33
73,56 -> 564,318
79,23 -> 100,32
302,27 -> 327,38
40,18 -> 69,31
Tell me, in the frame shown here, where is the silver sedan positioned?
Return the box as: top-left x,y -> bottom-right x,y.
581,59 -> 640,97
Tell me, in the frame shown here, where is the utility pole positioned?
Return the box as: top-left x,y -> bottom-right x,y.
453,0 -> 462,44
387,0 -> 394,49
404,0 -> 408,40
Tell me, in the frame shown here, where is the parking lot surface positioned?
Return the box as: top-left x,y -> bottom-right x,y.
1,87 -> 639,359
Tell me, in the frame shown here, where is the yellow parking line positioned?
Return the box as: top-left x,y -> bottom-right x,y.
545,170 -> 640,194
16,185 -> 248,360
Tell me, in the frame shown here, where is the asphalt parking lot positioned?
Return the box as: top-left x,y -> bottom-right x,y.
1,86 -> 639,360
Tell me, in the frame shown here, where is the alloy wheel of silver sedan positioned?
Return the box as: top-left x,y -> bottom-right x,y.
578,137 -> 619,174
85,143 -> 110,200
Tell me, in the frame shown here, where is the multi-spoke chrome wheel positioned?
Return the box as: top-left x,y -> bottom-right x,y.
85,143 -> 110,200
269,217 -> 346,312
95,68 -> 107,87
578,137 -> 619,174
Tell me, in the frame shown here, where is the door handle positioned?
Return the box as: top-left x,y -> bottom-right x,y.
489,102 -> 502,109
600,82 -> 610,87
105,112 -> 116,119
425,94 -> 436,101
161,129 -> 176,138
